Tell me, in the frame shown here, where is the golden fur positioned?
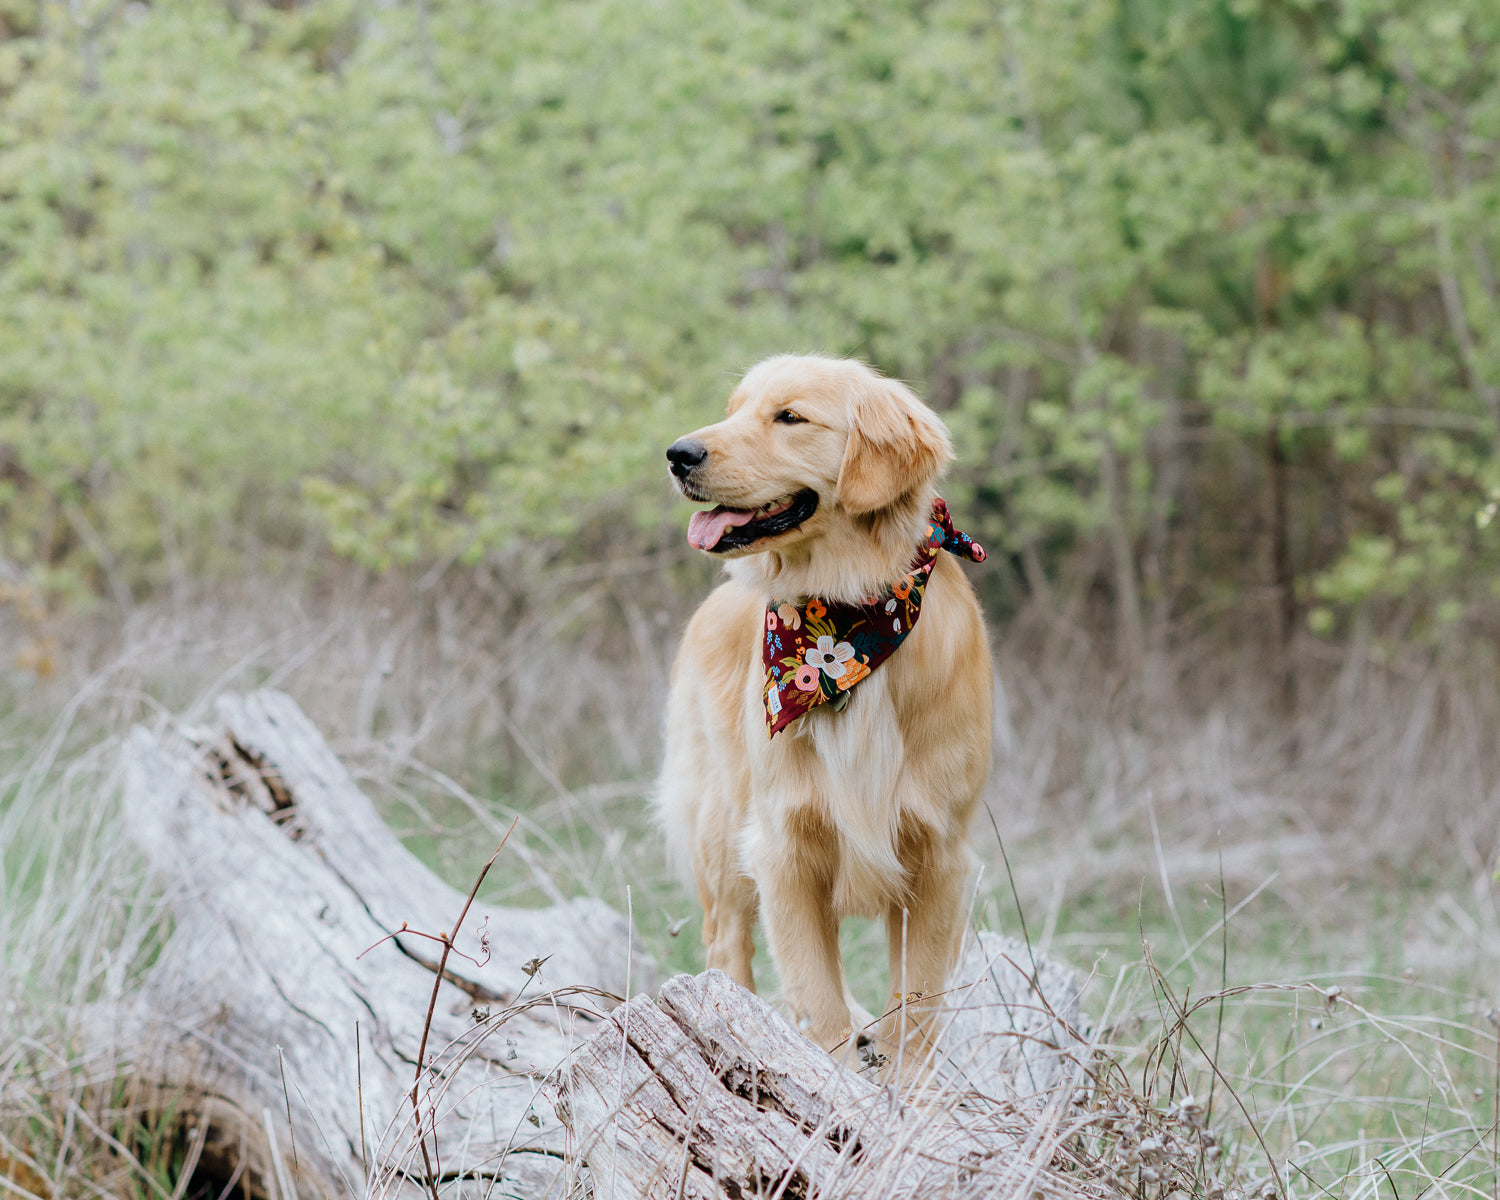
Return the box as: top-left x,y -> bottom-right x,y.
657,354 -> 993,1060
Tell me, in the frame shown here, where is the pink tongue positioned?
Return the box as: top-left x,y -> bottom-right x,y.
688,506 -> 757,550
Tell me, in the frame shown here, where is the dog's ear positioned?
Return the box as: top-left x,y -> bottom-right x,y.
837,375 -> 952,514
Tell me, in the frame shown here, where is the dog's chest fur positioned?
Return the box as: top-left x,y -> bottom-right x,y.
744,660 -> 912,916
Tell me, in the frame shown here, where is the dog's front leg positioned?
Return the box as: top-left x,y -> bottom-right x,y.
698,865 -> 758,992
881,834 -> 977,1071
751,811 -> 852,1053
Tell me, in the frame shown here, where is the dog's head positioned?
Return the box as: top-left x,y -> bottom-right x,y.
667,355 -> 952,599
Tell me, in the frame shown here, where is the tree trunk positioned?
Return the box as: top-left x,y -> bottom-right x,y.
1267,423 -> 1298,718
100,690 -> 1106,1199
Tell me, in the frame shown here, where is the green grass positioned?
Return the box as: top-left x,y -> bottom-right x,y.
963,843 -> 1499,1199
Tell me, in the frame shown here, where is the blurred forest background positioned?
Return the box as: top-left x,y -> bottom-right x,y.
3,2 -> 1500,1195
2,0 -> 1498,656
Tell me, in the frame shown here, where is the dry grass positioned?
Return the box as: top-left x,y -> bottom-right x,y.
2,574 -> 1497,1197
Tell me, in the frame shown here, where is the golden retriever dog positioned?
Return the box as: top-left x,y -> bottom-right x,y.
657,354 -> 992,1062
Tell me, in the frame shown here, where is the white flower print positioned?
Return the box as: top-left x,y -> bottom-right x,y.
804,635 -> 855,679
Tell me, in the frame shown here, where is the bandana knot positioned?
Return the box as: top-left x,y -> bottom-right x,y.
761,498 -> 985,736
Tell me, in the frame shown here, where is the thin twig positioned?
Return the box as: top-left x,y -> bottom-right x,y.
356,1021 -> 368,1179
1206,842 -> 1228,1129
277,1047 -> 299,1180
357,924 -> 491,968
409,819 -> 519,1200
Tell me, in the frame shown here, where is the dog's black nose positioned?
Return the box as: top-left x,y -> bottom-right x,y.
666,439 -> 708,480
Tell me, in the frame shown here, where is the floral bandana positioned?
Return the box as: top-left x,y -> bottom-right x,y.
761,498 -> 985,737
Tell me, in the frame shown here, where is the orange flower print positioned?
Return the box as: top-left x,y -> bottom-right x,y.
805,597 -> 827,620
835,658 -> 870,691
776,602 -> 802,629
891,575 -> 913,599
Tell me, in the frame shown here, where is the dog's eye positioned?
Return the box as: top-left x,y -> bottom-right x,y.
774,410 -> 806,426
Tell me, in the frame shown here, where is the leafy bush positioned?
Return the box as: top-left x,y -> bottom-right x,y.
1,0 -> 1497,642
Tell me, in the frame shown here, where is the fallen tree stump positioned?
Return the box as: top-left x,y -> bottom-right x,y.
548,944 -> 1108,1200
103,689 -> 646,1199
102,688 -> 1111,1199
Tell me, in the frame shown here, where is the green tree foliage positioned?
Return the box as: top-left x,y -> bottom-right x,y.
1,0 -> 1496,642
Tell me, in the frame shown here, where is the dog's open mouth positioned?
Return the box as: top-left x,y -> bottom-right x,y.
687,490 -> 819,552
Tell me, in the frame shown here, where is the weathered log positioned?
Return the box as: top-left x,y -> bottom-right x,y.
548,943 -> 1109,1200
102,689 -> 646,1199
102,688 -> 1107,1199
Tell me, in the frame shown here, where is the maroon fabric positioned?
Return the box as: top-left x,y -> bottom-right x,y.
761,498 -> 985,737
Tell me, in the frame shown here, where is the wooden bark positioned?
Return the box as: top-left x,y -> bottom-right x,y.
549,940 -> 1109,1199
104,689 -> 646,1199
103,688 -> 1107,1200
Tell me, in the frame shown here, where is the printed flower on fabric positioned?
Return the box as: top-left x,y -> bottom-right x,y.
805,598 -> 827,620
892,575 -> 913,600
776,602 -> 802,630
766,610 -> 778,632
805,636 -> 855,679
836,658 -> 871,692
793,663 -> 821,691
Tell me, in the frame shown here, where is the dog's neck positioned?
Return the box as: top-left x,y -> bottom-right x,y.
726,484 -> 937,604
